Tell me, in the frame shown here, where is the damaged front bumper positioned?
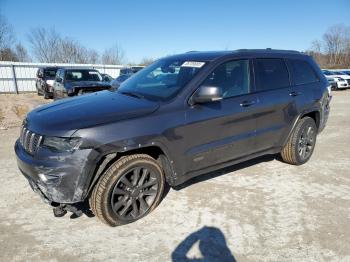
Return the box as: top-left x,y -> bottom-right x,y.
15,139 -> 97,204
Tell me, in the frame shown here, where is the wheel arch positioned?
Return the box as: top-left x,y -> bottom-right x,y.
85,144 -> 177,199
282,109 -> 320,148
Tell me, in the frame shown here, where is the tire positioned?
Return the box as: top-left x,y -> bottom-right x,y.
44,91 -> 49,99
90,154 -> 165,226
280,117 -> 317,165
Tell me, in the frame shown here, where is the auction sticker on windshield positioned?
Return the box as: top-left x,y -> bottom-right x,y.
181,61 -> 205,68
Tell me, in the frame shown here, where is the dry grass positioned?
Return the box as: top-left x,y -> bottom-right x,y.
12,105 -> 29,120
0,109 -> 4,124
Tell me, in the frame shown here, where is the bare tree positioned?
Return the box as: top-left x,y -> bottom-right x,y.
0,48 -> 17,61
323,24 -> 350,66
308,24 -> 350,68
101,43 -> 125,64
28,27 -> 61,62
87,49 -> 99,64
139,57 -> 155,66
56,37 -> 88,63
15,43 -> 31,62
0,13 -> 16,60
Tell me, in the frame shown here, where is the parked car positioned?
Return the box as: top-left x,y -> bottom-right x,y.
322,70 -> 350,90
15,49 -> 331,226
110,73 -> 133,89
326,77 -> 337,90
110,67 -> 144,89
120,66 -> 144,75
52,68 -> 112,99
101,73 -> 114,82
35,67 -> 59,99
340,70 -> 350,76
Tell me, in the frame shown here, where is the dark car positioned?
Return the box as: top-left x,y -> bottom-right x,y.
110,66 -> 145,89
120,66 -> 144,75
15,49 -> 331,226
110,73 -> 132,89
341,70 -> 350,76
35,67 -> 59,99
52,68 -> 112,99
101,73 -> 114,82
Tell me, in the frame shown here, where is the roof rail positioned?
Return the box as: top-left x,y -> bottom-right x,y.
235,49 -> 300,54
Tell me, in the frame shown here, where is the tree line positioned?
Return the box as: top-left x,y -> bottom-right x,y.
0,12 -> 127,64
306,24 -> 350,69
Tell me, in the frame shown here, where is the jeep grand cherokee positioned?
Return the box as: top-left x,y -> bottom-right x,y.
15,49 -> 331,226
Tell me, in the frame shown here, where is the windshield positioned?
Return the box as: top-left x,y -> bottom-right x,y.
44,69 -> 57,79
118,58 -> 206,101
65,69 -> 102,82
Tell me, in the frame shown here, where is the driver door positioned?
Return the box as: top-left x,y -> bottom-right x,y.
183,59 -> 258,172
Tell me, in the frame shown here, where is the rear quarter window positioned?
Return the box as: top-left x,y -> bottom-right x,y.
255,58 -> 290,91
287,59 -> 319,85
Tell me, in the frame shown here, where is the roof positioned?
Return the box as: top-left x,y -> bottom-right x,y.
166,49 -> 303,61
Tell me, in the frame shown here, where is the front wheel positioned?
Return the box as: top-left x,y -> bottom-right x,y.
90,154 -> 165,226
280,117 -> 317,165
44,91 -> 50,99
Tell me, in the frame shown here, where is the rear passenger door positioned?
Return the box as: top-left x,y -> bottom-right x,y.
286,58 -> 320,118
253,58 -> 297,151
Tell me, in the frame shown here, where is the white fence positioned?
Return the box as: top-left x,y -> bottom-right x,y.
0,61 -> 124,93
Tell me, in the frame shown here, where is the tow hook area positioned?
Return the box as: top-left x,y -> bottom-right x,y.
52,204 -> 83,218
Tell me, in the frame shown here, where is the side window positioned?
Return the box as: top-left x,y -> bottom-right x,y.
56,70 -> 63,81
255,58 -> 289,91
288,59 -> 319,85
55,70 -> 60,80
202,59 -> 250,98
60,70 -> 65,80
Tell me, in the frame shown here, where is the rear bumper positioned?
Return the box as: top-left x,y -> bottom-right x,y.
15,139 -> 96,204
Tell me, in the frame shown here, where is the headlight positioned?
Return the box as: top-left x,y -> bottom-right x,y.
42,137 -> 82,152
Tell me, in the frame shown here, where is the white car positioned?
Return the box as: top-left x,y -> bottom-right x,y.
323,70 -> 349,90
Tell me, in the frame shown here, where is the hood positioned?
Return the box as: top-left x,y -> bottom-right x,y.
45,80 -> 55,86
26,90 -> 159,137
65,81 -> 111,89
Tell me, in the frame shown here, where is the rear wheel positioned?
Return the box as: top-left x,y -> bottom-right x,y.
90,154 -> 165,226
280,117 -> 317,165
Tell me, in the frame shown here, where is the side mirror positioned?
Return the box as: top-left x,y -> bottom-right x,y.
56,77 -> 62,83
191,86 -> 223,105
37,72 -> 43,78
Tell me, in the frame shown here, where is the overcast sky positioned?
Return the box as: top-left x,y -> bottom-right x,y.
1,0 -> 349,63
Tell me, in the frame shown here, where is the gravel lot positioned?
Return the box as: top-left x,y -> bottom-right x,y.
0,92 -> 349,261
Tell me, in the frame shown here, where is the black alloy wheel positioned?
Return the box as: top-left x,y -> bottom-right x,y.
110,166 -> 160,221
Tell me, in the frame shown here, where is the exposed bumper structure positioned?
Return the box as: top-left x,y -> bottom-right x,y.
15,139 -> 96,204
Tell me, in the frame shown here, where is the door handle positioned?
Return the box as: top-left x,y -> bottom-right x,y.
240,100 -> 256,107
289,91 -> 302,97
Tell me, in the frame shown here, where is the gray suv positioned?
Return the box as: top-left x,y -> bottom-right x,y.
15,49 -> 331,226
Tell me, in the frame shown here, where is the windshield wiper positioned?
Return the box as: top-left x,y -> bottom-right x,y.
119,91 -> 144,99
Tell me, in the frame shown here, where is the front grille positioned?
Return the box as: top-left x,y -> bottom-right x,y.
19,126 -> 43,155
